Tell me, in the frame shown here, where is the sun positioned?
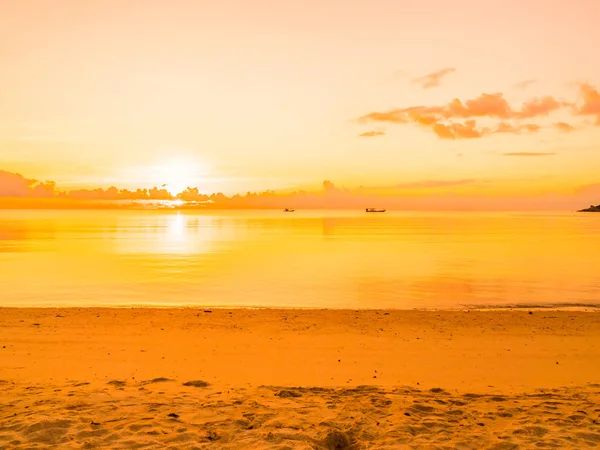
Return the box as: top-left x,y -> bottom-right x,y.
126,156 -> 211,196
152,159 -> 203,195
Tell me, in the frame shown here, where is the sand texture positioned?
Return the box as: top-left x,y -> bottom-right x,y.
1,308 -> 600,448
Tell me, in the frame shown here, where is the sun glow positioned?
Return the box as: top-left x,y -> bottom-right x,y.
150,159 -> 205,195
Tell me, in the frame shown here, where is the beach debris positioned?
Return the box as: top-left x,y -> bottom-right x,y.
167,413 -> 180,419
204,310 -> 213,313
142,377 -> 173,385
32,323 -> 40,327
322,429 -> 352,450
206,431 -> 220,441
90,421 -> 101,426
183,380 -> 210,388
275,389 -> 302,398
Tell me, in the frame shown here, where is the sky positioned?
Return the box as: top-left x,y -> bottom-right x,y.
1,0 -> 600,207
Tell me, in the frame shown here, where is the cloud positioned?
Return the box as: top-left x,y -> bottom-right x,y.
0,170 -> 57,198
358,90 -> 569,139
0,169 -> 175,201
68,186 -> 173,200
359,111 -> 409,124
575,83 -> 600,125
522,124 -> 542,133
516,96 -> 562,119
554,122 -> 575,132
408,112 -> 438,126
514,79 -> 538,89
412,67 -> 456,89
494,122 -> 541,134
3,169 -> 600,211
0,170 -> 39,197
502,152 -> 556,156
432,120 -> 484,139
447,93 -> 512,118
358,130 -> 385,137
360,93 -> 565,123
389,179 -> 477,189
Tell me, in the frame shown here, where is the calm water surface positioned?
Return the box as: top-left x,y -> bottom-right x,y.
1,210 -> 599,309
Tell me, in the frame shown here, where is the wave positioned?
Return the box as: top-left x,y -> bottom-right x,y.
462,302 -> 600,310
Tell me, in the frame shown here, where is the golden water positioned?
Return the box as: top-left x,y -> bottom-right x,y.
1,210 -> 599,308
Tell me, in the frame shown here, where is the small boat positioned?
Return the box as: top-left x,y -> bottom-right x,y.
283,208 -> 295,212
366,208 -> 386,213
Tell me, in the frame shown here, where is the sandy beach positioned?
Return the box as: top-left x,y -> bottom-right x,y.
1,308 -> 599,448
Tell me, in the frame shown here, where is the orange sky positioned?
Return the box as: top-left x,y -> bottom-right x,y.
1,0 -> 600,205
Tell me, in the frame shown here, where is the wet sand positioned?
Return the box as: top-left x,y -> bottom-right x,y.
1,308 -> 599,448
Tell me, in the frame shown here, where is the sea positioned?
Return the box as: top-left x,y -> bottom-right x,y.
1,209 -> 599,309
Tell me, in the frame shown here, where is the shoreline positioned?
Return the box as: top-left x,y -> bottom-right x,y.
2,304 -> 600,311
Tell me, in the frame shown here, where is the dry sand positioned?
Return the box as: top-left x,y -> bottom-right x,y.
1,308 -> 599,448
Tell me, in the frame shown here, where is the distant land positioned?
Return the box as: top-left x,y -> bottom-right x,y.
578,204 -> 600,212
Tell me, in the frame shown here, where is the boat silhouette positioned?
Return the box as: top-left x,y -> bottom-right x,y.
366,208 -> 386,213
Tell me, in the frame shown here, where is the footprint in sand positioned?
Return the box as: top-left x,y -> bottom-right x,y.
182,380 -> 210,388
